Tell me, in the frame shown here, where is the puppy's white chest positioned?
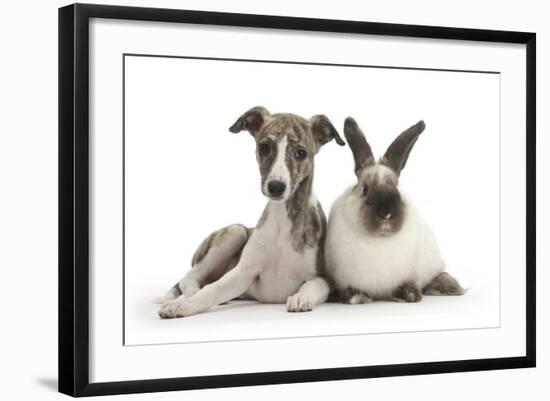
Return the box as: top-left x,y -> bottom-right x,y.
245,204 -> 318,302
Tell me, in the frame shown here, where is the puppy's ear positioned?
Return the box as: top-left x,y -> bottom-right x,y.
229,106 -> 270,137
344,117 -> 374,176
383,120 -> 425,175
310,115 -> 346,147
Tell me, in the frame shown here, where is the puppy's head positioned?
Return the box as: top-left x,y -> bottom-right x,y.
229,106 -> 345,202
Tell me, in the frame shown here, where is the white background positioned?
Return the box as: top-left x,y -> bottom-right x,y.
0,0 -> 547,400
91,15 -> 525,383
91,17 -> 527,382
124,55 -> 500,345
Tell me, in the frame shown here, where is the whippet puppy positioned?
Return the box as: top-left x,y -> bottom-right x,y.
156,106 -> 345,318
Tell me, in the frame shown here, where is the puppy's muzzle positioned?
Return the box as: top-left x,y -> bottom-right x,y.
267,180 -> 287,199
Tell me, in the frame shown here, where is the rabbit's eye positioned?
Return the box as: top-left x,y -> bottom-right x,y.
362,184 -> 369,195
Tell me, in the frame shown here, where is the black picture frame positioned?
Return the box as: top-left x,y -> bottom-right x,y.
59,3 -> 536,397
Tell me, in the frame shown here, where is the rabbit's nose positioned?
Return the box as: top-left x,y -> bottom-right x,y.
378,210 -> 392,220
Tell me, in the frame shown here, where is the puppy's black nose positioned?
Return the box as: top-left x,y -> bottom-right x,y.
267,180 -> 286,197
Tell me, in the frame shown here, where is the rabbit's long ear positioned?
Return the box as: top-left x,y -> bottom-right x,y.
344,117 -> 374,176
383,120 -> 425,175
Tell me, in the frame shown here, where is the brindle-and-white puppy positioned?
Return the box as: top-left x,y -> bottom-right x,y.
156,106 -> 345,318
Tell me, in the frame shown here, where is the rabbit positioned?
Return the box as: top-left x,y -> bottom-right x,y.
325,117 -> 464,304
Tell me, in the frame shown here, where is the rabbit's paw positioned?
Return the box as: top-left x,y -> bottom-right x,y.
340,288 -> 373,304
423,272 -> 465,296
392,281 -> 422,303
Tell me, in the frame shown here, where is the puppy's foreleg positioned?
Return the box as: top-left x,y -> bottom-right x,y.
158,264 -> 259,319
286,277 -> 330,312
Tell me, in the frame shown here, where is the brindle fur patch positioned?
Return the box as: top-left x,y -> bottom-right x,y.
310,114 -> 345,146
229,106 -> 270,136
189,224 -> 251,290
171,282 -> 183,296
423,272 -> 465,295
191,225 -> 250,266
286,175 -> 323,252
190,231 -> 215,266
255,113 -> 318,195
315,202 -> 328,276
256,136 -> 278,190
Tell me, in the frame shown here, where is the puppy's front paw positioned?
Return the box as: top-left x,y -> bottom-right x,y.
158,298 -> 200,319
286,293 -> 315,313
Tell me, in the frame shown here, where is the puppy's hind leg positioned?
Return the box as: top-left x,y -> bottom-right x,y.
153,224 -> 249,304
152,284 -> 185,305
422,271 -> 465,296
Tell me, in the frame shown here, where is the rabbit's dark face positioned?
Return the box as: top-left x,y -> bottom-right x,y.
355,164 -> 405,235
343,117 -> 425,236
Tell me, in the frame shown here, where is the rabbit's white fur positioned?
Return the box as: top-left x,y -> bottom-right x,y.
325,179 -> 445,298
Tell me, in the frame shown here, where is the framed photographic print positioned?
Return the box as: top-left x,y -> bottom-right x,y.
58,3 -> 536,397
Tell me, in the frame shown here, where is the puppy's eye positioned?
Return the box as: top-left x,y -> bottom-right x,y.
295,148 -> 307,161
259,143 -> 271,156
362,184 -> 369,195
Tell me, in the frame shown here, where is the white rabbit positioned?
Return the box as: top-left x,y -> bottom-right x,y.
325,117 -> 464,303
